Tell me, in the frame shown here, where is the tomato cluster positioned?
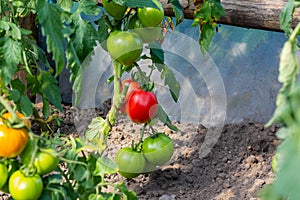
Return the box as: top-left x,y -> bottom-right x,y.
105,0 -> 164,66
0,112 -> 59,200
115,133 -> 174,178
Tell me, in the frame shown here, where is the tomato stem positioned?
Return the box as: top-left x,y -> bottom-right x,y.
0,95 -> 18,125
99,61 -> 123,152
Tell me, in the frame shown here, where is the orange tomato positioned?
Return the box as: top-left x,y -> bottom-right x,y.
0,112 -> 30,158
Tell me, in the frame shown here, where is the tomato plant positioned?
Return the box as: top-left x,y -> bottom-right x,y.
142,133 -> 174,166
0,163 -> 8,189
102,0 -> 127,20
107,31 -> 143,66
137,0 -> 164,27
115,147 -> 146,178
126,89 -> 158,123
9,170 -> 43,200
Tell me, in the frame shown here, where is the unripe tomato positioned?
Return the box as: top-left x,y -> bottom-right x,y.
120,78 -> 140,114
34,148 -> 59,175
0,159 -> 19,193
0,163 -> 8,188
142,133 -> 174,166
126,89 -> 158,124
21,141 -> 59,175
137,0 -> 164,27
102,0 -> 127,20
115,147 -> 146,179
0,124 -> 28,158
107,31 -> 143,66
129,17 -> 162,43
9,170 -> 43,200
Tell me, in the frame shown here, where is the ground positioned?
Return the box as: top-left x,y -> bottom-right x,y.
1,105 -> 279,200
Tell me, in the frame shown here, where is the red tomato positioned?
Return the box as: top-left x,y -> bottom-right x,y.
126,89 -> 158,123
120,79 -> 140,114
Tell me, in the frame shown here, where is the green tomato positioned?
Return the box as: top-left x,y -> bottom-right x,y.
142,133 -> 174,166
9,170 -> 43,200
20,141 -> 59,175
34,148 -> 59,175
0,159 -> 19,193
115,147 -> 146,179
129,17 -> 162,43
107,31 -> 143,66
137,0 -> 164,27
0,163 -> 8,189
102,0 -> 127,20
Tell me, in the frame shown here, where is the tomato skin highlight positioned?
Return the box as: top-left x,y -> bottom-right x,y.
9,170 -> 43,200
126,89 -> 158,124
107,31 -> 143,66
115,147 -> 146,179
102,0 -> 127,20
137,0 -> 164,27
0,163 -> 8,189
142,133 -> 174,166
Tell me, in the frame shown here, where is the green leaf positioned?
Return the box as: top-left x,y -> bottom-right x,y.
199,24 -> 214,54
161,66 -> 180,102
80,0 -> 101,16
38,71 -> 63,112
280,0 -> 295,37
0,37 -> 22,84
123,0 -> 157,8
272,125 -> 300,199
278,40 -> 298,85
156,104 -> 178,131
117,182 -> 138,200
66,39 -> 81,82
57,0 -> 74,12
18,94 -> 33,116
94,156 -> 118,177
37,0 -> 66,76
168,0 -> 183,25
85,116 -> 106,141
70,13 -> 99,62
149,41 -> 164,64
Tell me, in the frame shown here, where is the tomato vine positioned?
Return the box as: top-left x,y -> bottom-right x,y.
0,0 -> 225,199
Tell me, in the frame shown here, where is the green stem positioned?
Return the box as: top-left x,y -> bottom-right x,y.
99,61 -> 123,152
0,95 -> 18,124
290,22 -> 300,41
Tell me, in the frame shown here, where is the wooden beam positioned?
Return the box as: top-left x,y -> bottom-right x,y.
162,0 -> 300,32
97,0 -> 300,32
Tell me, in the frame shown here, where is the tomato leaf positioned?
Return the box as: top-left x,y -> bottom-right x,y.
156,104 -> 178,131
199,23 -> 215,54
117,182 -> 138,200
149,41 -> 164,64
280,0 -> 295,37
0,36 -> 22,84
94,157 -> 118,177
36,1 -> 66,77
168,0 -> 183,25
70,12 -> 98,62
272,125 -> 300,199
80,0 -> 101,16
123,0 -> 157,8
38,71 -> 63,114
